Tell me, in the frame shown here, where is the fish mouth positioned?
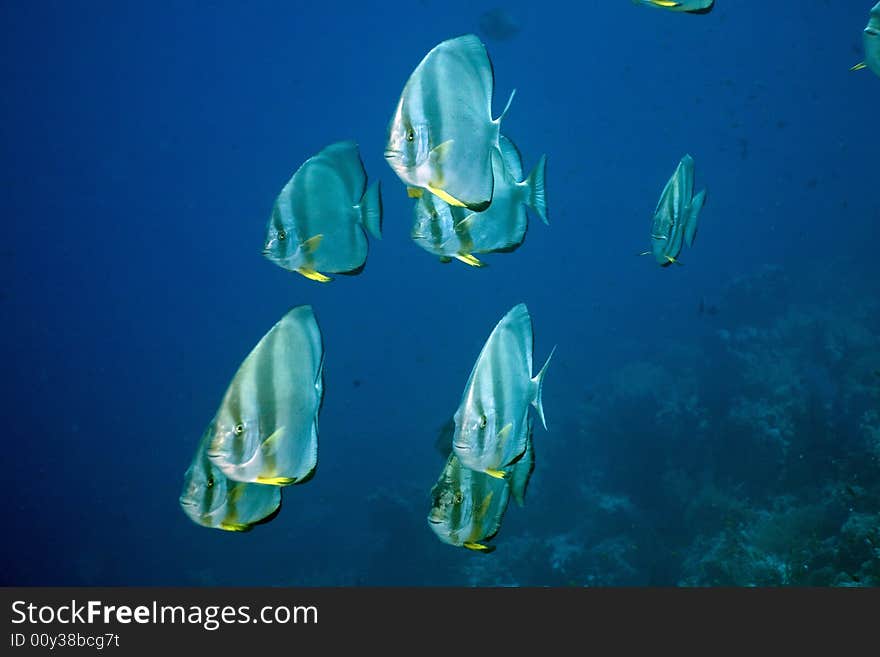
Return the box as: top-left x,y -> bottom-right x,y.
453,442 -> 470,451
428,517 -> 443,525
179,499 -> 196,508
383,149 -> 401,160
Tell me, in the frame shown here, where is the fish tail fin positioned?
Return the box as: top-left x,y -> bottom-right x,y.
684,188 -> 706,248
531,345 -> 556,430
851,62 -> 867,71
358,180 -> 383,240
495,88 -> 517,125
523,154 -> 548,225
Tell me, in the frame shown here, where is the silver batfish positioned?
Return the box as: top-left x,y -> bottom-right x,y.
452,303 -> 554,478
852,2 -> 880,77
646,154 -> 706,266
632,0 -> 715,13
263,141 -> 382,283
427,451 -> 511,552
207,305 -> 324,486
411,135 -> 547,266
385,34 -> 515,212
180,422 -> 281,532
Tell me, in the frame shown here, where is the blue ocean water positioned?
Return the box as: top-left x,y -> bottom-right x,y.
2,1 -> 878,586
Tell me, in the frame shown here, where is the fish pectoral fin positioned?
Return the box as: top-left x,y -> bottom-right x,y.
497,423 -> 513,446
426,183 -> 468,208
296,267 -> 332,283
454,253 -> 486,268
851,62 -> 867,71
407,187 -> 424,198
261,426 -> 287,451
300,234 -> 324,254
463,541 -> 495,553
650,0 -> 681,6
428,139 -> 454,166
484,469 -> 507,480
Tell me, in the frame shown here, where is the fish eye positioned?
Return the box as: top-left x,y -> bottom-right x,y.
453,491 -> 463,504
278,229 -> 286,241
479,415 -> 487,430
406,128 -> 415,142
207,476 -> 214,488
234,423 -> 244,436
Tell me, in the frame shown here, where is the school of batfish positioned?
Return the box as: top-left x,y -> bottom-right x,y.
180,4 -> 880,550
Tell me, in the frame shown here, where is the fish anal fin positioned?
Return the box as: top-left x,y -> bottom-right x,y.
454,253 -> 486,268
255,475 -> 296,486
296,267 -> 332,283
427,183 -> 467,208
463,541 -> 495,553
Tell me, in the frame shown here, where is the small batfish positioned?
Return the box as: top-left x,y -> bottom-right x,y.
263,141 -> 382,283
646,154 -> 706,266
632,0 -> 715,14
427,451 -> 511,552
452,303 -> 554,478
385,34 -> 515,212
411,136 -> 547,266
207,305 -> 324,486
180,422 -> 281,532
852,2 -> 880,77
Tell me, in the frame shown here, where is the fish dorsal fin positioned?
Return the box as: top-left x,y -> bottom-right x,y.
531,345 -> 556,430
313,141 -> 366,200
495,88 -> 516,125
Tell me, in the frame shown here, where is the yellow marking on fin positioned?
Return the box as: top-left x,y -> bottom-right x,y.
219,521 -> 250,532
463,541 -> 494,552
497,423 -> 513,442
664,255 -> 678,264
255,475 -> 296,486
407,187 -> 424,198
851,62 -> 867,71
296,267 -> 332,283
650,0 -> 680,6
426,184 -> 467,208
454,253 -> 485,268
485,469 -> 507,480
300,234 -> 324,254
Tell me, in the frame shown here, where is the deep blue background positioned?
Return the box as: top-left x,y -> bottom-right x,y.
2,1 -> 877,585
